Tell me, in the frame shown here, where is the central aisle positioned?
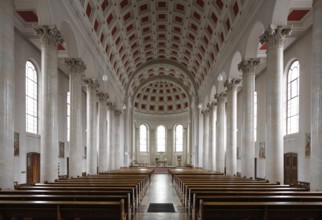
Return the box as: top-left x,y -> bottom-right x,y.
134,174 -> 189,220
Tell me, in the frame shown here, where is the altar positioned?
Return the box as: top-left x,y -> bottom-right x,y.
156,160 -> 167,167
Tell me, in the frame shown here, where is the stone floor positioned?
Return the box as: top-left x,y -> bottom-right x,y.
133,174 -> 189,220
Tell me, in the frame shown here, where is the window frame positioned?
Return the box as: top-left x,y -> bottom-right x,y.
156,125 -> 166,153
139,124 -> 148,152
286,60 -> 300,135
174,124 -> 184,152
25,60 -> 38,134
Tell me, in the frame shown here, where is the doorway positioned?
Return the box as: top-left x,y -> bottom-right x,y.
26,152 -> 40,184
284,152 -> 298,185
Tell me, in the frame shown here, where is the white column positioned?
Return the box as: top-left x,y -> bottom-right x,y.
238,58 -> 259,179
83,78 -> 99,175
215,93 -> 226,173
35,25 -> 63,182
65,58 -> 86,178
191,96 -> 199,166
97,92 -> 109,172
114,110 -> 122,169
123,98 -> 131,166
202,109 -> 209,169
107,102 -> 115,170
225,79 -> 240,176
311,0 -> 322,191
260,25 -> 291,183
208,102 -> 216,171
0,0 -> 14,189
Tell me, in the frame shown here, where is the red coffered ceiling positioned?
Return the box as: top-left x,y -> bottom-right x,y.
76,0 -> 246,113
16,10 -> 38,23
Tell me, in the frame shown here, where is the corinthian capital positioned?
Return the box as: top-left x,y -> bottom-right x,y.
34,25 -> 64,48
65,58 -> 86,75
107,102 -> 116,110
82,78 -> 99,89
96,92 -> 109,102
224,78 -> 242,90
238,58 -> 260,74
114,109 -> 122,115
259,24 -> 292,49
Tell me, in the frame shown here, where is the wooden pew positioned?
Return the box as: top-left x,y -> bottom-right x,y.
0,193 -> 131,218
184,185 -> 307,208
199,200 -> 322,220
0,189 -> 135,218
193,194 -> 322,219
0,200 -> 126,220
16,185 -> 140,209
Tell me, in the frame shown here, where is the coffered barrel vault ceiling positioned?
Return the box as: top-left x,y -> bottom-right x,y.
75,0 -> 247,113
14,0 -> 312,113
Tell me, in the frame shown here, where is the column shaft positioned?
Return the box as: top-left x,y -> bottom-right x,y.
202,110 -> 209,168
311,0 -> 322,190
35,25 -> 63,182
66,58 -> 86,178
216,93 -> 226,173
225,79 -> 240,176
97,92 -> 108,172
0,0 -> 15,189
84,79 -> 99,175
208,103 -> 216,171
107,103 -> 115,170
123,98 -> 131,166
260,25 -> 291,183
114,110 -> 122,169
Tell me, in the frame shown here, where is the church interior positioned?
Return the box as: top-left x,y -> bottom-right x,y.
1,0 -> 322,219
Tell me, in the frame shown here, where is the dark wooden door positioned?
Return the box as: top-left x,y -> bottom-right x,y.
284,153 -> 298,185
27,152 -> 40,184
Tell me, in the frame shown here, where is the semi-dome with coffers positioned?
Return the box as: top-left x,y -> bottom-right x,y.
133,81 -> 189,114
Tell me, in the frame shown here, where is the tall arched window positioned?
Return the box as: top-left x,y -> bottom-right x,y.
175,124 -> 183,152
139,124 -> 148,152
286,60 -> 300,134
67,91 -> 70,141
25,61 -> 38,134
156,125 -> 166,152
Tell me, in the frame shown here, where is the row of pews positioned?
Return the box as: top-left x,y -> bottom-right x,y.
169,168 -> 322,220
0,167 -> 154,220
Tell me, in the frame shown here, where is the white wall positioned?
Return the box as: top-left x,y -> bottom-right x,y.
14,30 -> 41,183
13,29 -> 73,183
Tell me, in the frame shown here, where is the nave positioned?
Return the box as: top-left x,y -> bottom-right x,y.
134,174 -> 188,220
